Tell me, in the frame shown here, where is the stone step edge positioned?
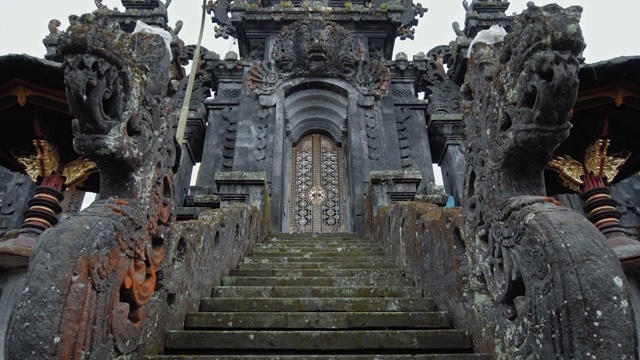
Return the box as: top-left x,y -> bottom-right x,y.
184,311 -> 452,329
199,297 -> 436,312
147,355 -> 492,360
164,329 -> 473,351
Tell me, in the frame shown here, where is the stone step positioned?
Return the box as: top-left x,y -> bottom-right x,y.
257,238 -> 372,244
259,242 -> 379,249
199,297 -> 435,312
251,245 -> 383,253
228,268 -> 406,278
222,276 -> 414,287
266,234 -> 366,241
211,286 -> 423,298
243,256 -> 391,263
153,234 -> 488,359
165,329 -> 474,353
261,238 -> 376,244
151,355 -> 491,360
185,311 -> 451,329
238,261 -> 399,270
247,251 -> 387,257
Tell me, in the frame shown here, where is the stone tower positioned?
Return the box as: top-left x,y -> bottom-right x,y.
197,0 -> 433,234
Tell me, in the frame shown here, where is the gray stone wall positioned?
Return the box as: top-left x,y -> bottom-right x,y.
372,201 -> 639,359
138,204 -> 264,357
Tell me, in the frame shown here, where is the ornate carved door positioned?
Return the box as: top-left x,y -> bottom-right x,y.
290,133 -> 345,233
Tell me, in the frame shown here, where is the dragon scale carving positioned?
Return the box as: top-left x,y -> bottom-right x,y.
461,3 -> 637,358
6,12 -> 181,358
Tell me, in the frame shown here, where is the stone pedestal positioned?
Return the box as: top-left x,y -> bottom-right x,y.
215,172 -> 269,214
369,170 -> 422,214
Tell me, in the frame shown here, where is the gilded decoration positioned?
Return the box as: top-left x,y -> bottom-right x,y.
63,157 -> 99,188
584,138 -> 630,183
548,138 -> 631,192
15,139 -> 60,183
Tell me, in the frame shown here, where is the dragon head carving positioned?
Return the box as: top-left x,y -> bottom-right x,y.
60,14 -> 173,171
4,11 -> 182,358
462,3 -> 585,181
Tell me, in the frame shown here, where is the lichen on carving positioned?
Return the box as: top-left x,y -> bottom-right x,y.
416,45 -> 461,115
461,3 -> 636,358
6,8 -> 182,359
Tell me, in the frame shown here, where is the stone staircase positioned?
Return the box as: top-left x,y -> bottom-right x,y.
150,234 -> 491,359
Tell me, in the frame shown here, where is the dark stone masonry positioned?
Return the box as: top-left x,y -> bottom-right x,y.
1,0 -> 640,359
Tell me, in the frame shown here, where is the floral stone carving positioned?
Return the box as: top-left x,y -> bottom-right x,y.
248,19 -> 390,99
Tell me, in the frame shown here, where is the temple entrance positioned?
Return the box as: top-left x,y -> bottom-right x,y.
289,133 -> 345,233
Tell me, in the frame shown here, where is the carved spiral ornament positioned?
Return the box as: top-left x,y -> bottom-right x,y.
247,20 -> 390,99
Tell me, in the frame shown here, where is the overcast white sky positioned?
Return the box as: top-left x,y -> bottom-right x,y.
0,1 -> 638,64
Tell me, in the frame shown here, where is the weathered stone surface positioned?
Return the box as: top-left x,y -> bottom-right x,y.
158,233 -> 488,358
370,3 -> 638,359
460,3 -> 636,358
221,276 -> 415,287
151,356 -> 490,360
211,286 -> 423,298
139,204 -> 264,357
200,297 -> 432,312
5,8 -> 181,358
0,168 -> 34,235
185,311 -> 451,329
3,5 -> 263,359
166,329 -> 472,351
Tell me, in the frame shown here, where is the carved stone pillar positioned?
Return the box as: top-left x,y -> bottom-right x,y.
428,113 -> 465,205
175,109 -> 207,207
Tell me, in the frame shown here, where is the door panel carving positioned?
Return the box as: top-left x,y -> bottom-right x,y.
290,133 -> 344,233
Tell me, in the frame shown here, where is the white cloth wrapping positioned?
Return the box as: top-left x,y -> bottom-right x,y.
132,20 -> 173,60
467,24 -> 508,57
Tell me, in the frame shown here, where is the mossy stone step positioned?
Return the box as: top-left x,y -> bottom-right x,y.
261,238 -> 376,243
266,234 -> 366,240
150,355 -> 491,360
242,256 -> 390,263
153,234 -> 489,359
228,269 -> 405,278
238,261 -> 399,270
222,276 -> 414,287
165,329 -> 473,352
247,251 -> 387,257
251,245 -> 383,253
199,297 -> 435,312
185,311 -> 451,329
211,286 -> 423,298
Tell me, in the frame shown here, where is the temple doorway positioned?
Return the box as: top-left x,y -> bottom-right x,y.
289,133 -> 345,233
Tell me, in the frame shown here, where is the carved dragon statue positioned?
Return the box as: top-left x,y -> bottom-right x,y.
5,11 -> 181,359
461,3 -> 637,358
